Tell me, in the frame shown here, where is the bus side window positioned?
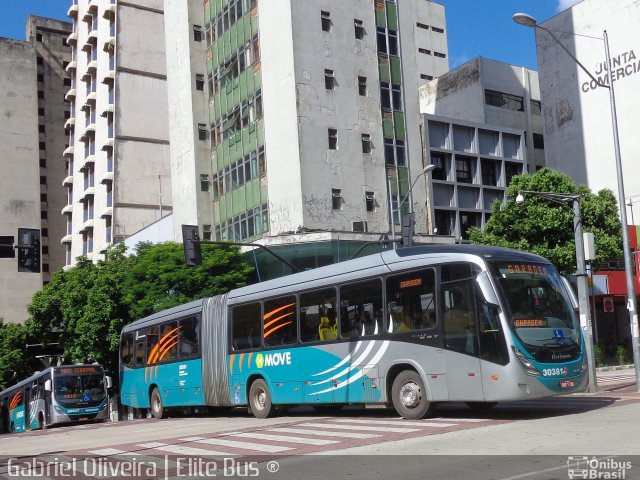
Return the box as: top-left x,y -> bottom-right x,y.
134,338 -> 146,367
232,303 -> 261,350
386,269 -> 436,333
159,322 -> 179,362
443,281 -> 479,356
300,288 -> 337,343
146,326 -> 160,365
340,279 -> 383,338
179,316 -> 200,358
120,333 -> 134,366
478,303 -> 509,365
263,296 -> 298,347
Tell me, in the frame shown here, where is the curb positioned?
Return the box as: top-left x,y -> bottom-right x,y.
596,364 -> 635,372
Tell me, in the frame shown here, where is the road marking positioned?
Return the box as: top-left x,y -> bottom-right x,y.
298,422 -> 419,433
228,432 -> 338,445
431,417 -> 488,422
137,442 -> 230,457
270,427 -> 380,439
90,448 -> 127,456
179,437 -> 293,453
329,418 -> 456,428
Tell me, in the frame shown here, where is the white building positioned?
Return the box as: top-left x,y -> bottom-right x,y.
419,57 -> 542,240
167,0 -> 450,254
535,0 -> 640,209
63,0 -> 172,267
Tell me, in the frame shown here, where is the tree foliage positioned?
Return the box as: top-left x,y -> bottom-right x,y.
468,168 -> 623,275
0,319 -> 40,391
26,242 -> 253,377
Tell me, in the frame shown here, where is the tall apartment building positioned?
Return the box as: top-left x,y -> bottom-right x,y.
168,0 -> 450,254
63,0 -> 171,266
0,17 -> 71,323
419,57 -> 543,240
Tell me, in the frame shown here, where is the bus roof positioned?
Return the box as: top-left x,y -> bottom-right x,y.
122,244 -> 549,333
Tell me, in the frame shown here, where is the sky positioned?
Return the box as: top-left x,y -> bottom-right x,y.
0,0 -> 581,70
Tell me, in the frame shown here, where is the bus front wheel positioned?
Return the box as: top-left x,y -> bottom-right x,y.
248,379 -> 273,419
150,388 -> 166,419
391,370 -> 434,420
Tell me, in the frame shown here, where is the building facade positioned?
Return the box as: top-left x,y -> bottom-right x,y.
536,0 -> 640,206
168,0 -> 450,246
0,17 -> 72,323
63,0 -> 172,266
418,57 -> 543,240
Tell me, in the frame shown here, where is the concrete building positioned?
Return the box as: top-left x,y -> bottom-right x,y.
63,0 -> 172,267
418,57 -> 543,240
168,0 -> 450,258
535,0 -> 640,206
0,17 -> 71,323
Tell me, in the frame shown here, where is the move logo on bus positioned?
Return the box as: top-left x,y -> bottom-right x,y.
255,352 -> 292,369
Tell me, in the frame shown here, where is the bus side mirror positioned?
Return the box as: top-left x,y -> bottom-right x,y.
105,376 -> 113,389
476,271 -> 500,307
44,380 -> 52,392
561,276 -> 579,310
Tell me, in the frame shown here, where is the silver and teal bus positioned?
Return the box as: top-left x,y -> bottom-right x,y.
0,364 -> 112,433
119,245 -> 587,420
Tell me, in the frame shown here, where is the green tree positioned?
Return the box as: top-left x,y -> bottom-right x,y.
0,319 -> 40,390
469,168 -> 623,275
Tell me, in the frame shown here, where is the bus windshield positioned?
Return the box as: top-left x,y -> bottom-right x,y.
490,261 -> 581,362
54,371 -> 106,408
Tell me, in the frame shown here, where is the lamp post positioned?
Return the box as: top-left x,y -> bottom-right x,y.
388,165 -> 436,243
513,13 -> 640,391
516,190 -> 598,392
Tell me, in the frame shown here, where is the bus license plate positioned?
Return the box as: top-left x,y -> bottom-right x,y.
560,379 -> 574,388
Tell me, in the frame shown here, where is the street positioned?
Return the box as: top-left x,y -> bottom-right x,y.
1,369 -> 639,479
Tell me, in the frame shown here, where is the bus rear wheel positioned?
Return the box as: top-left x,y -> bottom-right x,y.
248,379 -> 273,419
391,370 -> 434,420
150,388 -> 166,419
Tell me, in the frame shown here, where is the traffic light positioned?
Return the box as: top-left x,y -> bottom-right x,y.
182,224 -> 202,266
400,213 -> 415,248
17,228 -> 41,273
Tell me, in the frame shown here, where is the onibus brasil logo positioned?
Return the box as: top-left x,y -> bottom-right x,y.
255,352 -> 291,368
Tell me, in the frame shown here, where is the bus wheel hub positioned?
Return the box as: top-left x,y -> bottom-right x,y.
400,382 -> 420,408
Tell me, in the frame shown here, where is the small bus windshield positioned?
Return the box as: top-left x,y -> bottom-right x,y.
54,370 -> 106,407
490,261 -> 581,362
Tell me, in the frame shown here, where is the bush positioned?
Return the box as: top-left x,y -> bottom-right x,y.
593,344 -> 606,368
616,345 -> 631,365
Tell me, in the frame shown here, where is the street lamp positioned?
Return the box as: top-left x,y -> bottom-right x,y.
516,190 -> 598,392
513,13 -> 640,391
388,164 -> 436,242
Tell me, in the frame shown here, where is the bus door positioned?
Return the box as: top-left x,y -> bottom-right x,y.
23,387 -> 31,431
442,281 -> 484,401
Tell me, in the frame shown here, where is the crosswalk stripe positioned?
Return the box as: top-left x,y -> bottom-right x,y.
298,422 -> 418,433
431,417 -> 487,423
90,448 -> 126,456
329,418 -> 456,428
228,432 -> 338,445
179,437 -> 293,453
137,442 -> 230,457
270,427 -> 380,439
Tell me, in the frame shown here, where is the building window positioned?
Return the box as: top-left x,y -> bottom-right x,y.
456,157 -> 472,183
431,26 -> 445,33
36,33 -> 42,42
41,211 -> 48,220
321,10 -> 331,32
332,189 -> 342,210
40,193 -> 47,202
361,134 -> 371,154
42,263 -> 49,273
37,57 -> 44,65
328,128 -> 338,150
376,27 -> 387,54
200,174 -> 209,191
358,76 -> 367,96
434,51 -> 446,58
485,89 -> 524,112
384,138 -> 405,166
392,84 -> 402,111
38,107 -> 45,116
418,48 -> 431,55
195,74 -> 205,91
533,133 -> 545,149
39,125 -> 46,134
193,25 -> 203,42
203,224 -> 212,240
530,99 -> 542,115
39,158 -> 46,168
42,228 -> 48,237
420,74 -> 434,81
324,69 -> 335,90
365,191 -> 375,212
40,176 -> 46,185
42,246 -> 49,255
198,123 -> 207,141
38,91 -> 44,99
64,77 -> 72,87
380,82 -> 391,110
416,22 -> 429,30
354,19 -> 364,39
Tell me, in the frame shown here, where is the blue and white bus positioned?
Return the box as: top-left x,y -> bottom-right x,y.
0,365 -> 112,433
119,245 -> 587,420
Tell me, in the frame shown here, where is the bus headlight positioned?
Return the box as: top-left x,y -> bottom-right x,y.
512,346 -> 541,377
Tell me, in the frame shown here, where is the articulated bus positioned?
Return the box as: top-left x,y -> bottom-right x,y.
119,245 -> 587,420
0,365 -> 112,433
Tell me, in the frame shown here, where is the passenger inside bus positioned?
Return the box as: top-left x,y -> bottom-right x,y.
318,306 -> 337,341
